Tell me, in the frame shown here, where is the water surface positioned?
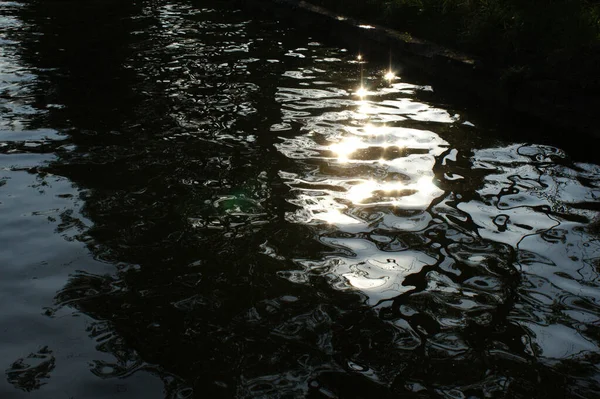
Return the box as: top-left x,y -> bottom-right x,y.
1,0 -> 600,398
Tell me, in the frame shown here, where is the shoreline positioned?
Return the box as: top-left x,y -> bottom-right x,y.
255,0 -> 600,139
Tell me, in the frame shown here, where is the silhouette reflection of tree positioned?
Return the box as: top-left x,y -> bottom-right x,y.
13,0 -> 357,396
5,347 -> 56,392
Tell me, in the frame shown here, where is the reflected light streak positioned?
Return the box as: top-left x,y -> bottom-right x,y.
363,124 -> 378,135
355,86 -> 368,99
343,273 -> 387,289
347,180 -> 378,203
414,176 -> 439,196
361,125 -> 401,149
345,178 -> 440,207
395,176 -> 443,209
329,136 -> 363,161
315,209 -> 361,225
356,101 -> 371,116
363,124 -> 389,137
347,181 -> 407,204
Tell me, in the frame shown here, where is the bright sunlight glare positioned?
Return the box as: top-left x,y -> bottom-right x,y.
329,136 -> 364,161
355,86 -> 368,98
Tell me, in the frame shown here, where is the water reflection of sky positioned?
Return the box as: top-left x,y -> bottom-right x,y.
275,68 -> 452,304
274,46 -> 600,372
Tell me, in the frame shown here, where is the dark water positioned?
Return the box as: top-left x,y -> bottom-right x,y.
2,0 -> 600,398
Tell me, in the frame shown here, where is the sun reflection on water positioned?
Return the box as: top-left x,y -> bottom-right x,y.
356,100 -> 371,117
328,136 -> 364,161
315,209 -> 361,225
346,180 -> 378,203
276,55 -> 451,303
362,123 -> 387,136
345,177 -> 441,208
354,86 -> 368,99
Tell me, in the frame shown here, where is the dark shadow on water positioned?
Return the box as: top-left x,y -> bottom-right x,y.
4,0 -> 600,398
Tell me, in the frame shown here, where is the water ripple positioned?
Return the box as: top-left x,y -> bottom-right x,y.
2,0 -> 600,397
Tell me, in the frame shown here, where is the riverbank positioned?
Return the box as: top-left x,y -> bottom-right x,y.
259,0 -> 600,138
313,0 -> 600,84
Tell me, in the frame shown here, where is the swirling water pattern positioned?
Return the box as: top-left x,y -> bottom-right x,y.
1,0 -> 600,398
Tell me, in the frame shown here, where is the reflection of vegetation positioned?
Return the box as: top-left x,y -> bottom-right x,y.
312,0 -> 600,87
6,347 -> 56,392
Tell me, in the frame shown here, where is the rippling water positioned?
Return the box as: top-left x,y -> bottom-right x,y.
2,0 -> 600,397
